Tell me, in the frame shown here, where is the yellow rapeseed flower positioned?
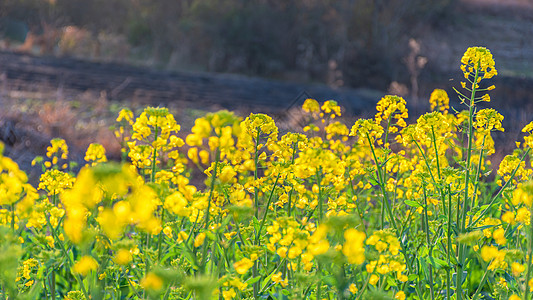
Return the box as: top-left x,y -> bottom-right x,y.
114,249 -> 133,265
516,207 -> 531,225
85,143 -> 107,166
222,288 -> 236,300
141,272 -> 164,291
234,258 -> 254,275
219,165 -> 237,183
194,232 -> 206,247
395,291 -> 406,300
342,228 -> 366,264
271,272 -> 288,287
73,256 -> 98,276
46,138 -> 69,160
522,121 -> 533,148
460,47 -> 497,80
511,262 -> 525,277
493,228 -> 506,245
429,89 -> 449,113
38,169 -> 75,196
302,98 -> 320,114
369,274 -> 379,285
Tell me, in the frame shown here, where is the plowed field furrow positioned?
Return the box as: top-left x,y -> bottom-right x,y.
0,50 -> 376,114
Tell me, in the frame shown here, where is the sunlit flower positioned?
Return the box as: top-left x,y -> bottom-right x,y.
73,256 -> 98,276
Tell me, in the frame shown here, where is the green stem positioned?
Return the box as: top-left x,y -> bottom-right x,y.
50,270 -> 55,300
255,173 -> 281,244
10,203 -> 15,234
469,147 -> 531,228
254,130 -> 260,219
366,136 -> 423,298
524,211 -> 533,300
423,186 -> 435,300
412,138 -> 442,197
151,122 -> 158,183
200,148 -> 220,274
232,215 -> 246,245
471,266 -> 491,300
317,167 -> 323,222
468,135 -> 487,228
457,66 -> 480,300
287,141 -> 298,217
383,114 -> 392,145
446,185 -> 453,300
45,216 -> 89,299
157,209 -> 166,263
316,263 -> 322,300
354,272 -> 372,300
430,126 -> 442,181
252,130 -> 261,300
349,172 -> 367,235
367,136 -> 397,230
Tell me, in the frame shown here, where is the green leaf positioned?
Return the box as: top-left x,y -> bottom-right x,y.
322,275 -> 336,286
181,248 -> 198,268
478,204 -> 490,211
205,231 -> 216,241
428,256 -> 449,269
404,200 -> 421,208
419,257 -> 430,282
252,216 -> 260,232
408,274 -> 418,281
419,246 -> 429,257
262,273 -> 274,291
246,276 -> 261,286
386,276 -> 397,287
368,176 -> 379,186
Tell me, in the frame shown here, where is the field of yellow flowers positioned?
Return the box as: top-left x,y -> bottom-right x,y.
1,47 -> 532,300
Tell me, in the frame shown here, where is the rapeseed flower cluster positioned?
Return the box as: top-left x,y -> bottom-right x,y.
461,46 -> 497,80
429,89 -> 450,113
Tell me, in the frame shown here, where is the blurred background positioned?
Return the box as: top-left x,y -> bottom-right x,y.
0,0 -> 532,180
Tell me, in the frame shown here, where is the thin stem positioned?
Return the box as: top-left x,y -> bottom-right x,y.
200,148 -> 220,274
252,130 -> 261,299
317,167 -> 323,222
468,148 -> 531,229
468,134 -> 487,228
456,66 -> 480,300
430,126 -> 442,180
254,130 -> 260,219
151,122 -> 159,183
10,203 -> 15,234
50,270 -> 55,300
423,186 -> 435,300
469,147 -> 531,228
255,173 -> 281,244
157,209 -> 166,263
349,172 -> 367,235
287,141 -> 298,217
366,136 -> 423,298
367,136 -> 397,230
446,185 -> 453,300
525,211 -> 533,300
45,216 -> 89,299
471,266 -> 491,300
316,263 -> 322,300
